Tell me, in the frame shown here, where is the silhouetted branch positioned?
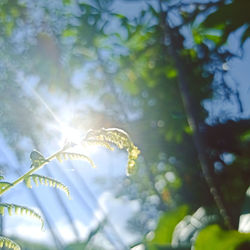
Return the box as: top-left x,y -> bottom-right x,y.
159,0 -> 234,229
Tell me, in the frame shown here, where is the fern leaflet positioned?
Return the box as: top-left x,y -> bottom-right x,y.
85,128 -> 140,175
0,236 -> 20,250
0,203 -> 44,229
83,140 -> 114,151
56,152 -> 96,168
0,182 -> 13,190
24,174 -> 70,198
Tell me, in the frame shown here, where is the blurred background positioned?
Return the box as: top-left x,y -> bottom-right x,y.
0,0 -> 250,249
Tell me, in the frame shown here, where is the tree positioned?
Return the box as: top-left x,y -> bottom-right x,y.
92,0 -> 250,248
0,0 -> 250,249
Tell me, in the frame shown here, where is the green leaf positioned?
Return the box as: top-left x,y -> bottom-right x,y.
56,152 -> 96,169
166,66 -> 178,79
201,0 -> 250,45
24,174 -> 70,198
193,27 -> 222,45
0,181 -> 13,190
63,0 -> 71,5
240,130 -> 250,142
194,224 -> 250,250
0,236 -> 20,250
24,176 -> 32,188
112,13 -> 127,20
84,139 -> 114,151
0,203 -> 44,229
149,205 -> 189,246
62,29 -> 77,38
204,34 -> 221,44
85,128 -> 140,175
193,29 -> 203,44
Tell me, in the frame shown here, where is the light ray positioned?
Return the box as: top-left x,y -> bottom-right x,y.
32,89 -> 63,127
30,87 -> 99,155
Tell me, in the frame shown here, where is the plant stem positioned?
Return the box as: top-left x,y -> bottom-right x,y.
0,148 -> 64,196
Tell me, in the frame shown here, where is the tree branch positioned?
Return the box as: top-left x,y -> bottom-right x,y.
159,0 -> 234,229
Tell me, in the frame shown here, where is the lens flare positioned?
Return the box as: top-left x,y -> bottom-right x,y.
60,126 -> 82,146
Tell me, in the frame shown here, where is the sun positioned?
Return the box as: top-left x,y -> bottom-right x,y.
59,125 -> 83,146
59,125 -> 100,155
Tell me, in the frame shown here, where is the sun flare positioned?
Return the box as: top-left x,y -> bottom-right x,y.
59,125 -> 99,155
60,126 -> 83,146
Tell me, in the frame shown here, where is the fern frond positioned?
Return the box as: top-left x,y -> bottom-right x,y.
0,236 -> 20,250
24,174 -> 70,198
0,182 -> 13,190
85,128 -> 140,175
0,203 -> 44,229
83,140 -> 114,151
86,128 -> 132,148
56,152 -> 96,168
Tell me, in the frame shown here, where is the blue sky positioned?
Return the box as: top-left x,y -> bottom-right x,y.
204,31 -> 250,122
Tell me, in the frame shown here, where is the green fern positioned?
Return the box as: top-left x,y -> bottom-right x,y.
85,128 -> 140,175
83,139 -> 115,151
56,152 -> 96,168
0,128 -> 139,250
0,203 -> 44,229
0,182 -> 13,190
0,236 -> 20,250
24,174 -> 70,198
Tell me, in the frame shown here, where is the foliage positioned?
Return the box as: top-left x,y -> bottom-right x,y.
148,205 -> 189,249
10,237 -> 55,250
194,224 -> 250,250
0,203 -> 44,229
56,152 -> 97,169
0,0 -> 250,249
0,236 -> 20,250
0,128 -> 139,249
100,0 -> 250,249
24,174 -> 71,198
200,0 -> 250,46
86,128 -> 140,175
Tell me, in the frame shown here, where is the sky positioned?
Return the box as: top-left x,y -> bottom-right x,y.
204,30 -> 250,123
